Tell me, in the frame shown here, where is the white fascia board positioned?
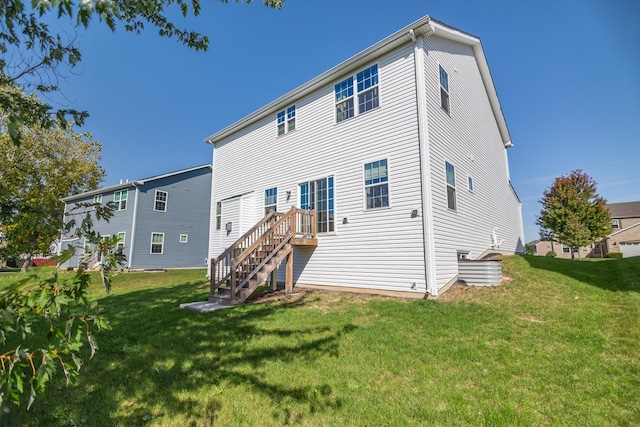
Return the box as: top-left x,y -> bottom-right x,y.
61,164 -> 211,203
204,16 -> 513,149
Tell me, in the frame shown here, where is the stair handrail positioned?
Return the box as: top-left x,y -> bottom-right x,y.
210,210 -> 282,293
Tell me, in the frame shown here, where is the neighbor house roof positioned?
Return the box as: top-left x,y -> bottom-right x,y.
607,201 -> 640,219
62,164 -> 212,202
204,15 -> 512,149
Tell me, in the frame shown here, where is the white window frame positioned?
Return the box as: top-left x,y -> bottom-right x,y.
611,219 -> 620,229
179,234 -> 188,243
299,175 -> 335,234
277,105 -> 296,136
114,190 -> 128,211
468,175 -> 474,192
154,190 -> 168,212
363,159 -> 390,210
93,195 -> 102,204
150,232 -> 164,254
439,64 -> 450,115
264,187 -> 278,214
215,201 -> 222,230
117,232 -> 125,251
335,64 -> 379,123
445,161 -> 457,211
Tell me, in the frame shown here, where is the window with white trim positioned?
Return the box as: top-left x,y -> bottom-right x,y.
439,65 -> 450,114
264,187 -> 277,214
300,177 -> 334,233
611,219 -> 620,229
117,232 -> 125,251
151,233 -> 164,254
364,159 -> 389,209
215,202 -> 221,230
114,190 -> 128,211
180,234 -> 188,243
468,176 -> 474,192
335,64 -> 379,123
445,161 -> 457,211
155,190 -> 168,212
277,105 -> 296,136
93,195 -> 102,204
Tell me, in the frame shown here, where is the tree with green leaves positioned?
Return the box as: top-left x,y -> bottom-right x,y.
0,0 -> 284,145
0,112 -> 105,271
537,169 -> 611,259
0,201 -> 123,412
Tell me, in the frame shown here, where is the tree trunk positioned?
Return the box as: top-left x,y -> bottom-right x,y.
20,232 -> 39,273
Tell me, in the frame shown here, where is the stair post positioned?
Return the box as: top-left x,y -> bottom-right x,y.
230,258 -> 237,301
285,250 -> 293,294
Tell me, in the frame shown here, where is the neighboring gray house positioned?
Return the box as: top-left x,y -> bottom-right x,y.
205,15 -> 525,304
60,164 -> 212,270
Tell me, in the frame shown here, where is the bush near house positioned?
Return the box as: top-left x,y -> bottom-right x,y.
2,257 -> 639,426
607,252 -> 623,259
545,251 -> 557,257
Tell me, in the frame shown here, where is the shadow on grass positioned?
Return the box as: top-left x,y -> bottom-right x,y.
520,255 -> 640,293
11,281 -> 353,426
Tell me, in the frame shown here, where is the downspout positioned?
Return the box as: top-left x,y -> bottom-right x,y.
207,154 -> 216,278
128,182 -> 141,269
412,25 -> 438,296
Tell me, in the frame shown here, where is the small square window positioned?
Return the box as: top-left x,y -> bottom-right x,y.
611,219 -> 620,229
335,64 -> 379,123
179,234 -> 188,243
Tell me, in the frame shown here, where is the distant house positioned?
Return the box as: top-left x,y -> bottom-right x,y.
204,15 -> 525,305
604,201 -> 640,258
60,165 -> 212,270
529,239 -> 597,259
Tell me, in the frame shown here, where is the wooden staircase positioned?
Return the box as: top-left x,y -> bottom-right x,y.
209,207 -> 317,306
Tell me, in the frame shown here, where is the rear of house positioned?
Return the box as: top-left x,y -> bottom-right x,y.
60,165 -> 212,270
206,16 -> 524,298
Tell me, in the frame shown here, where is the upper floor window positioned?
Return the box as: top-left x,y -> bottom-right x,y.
277,105 -> 296,136
264,187 -> 277,214
155,190 -> 168,212
93,195 -> 102,204
215,202 -> 222,230
611,219 -> 620,229
114,190 -> 127,211
180,234 -> 188,243
335,64 -> 379,123
468,176 -> 474,192
445,161 -> 456,211
439,65 -> 450,114
364,159 -> 389,209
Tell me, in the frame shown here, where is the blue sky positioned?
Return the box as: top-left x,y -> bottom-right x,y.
52,0 -> 639,242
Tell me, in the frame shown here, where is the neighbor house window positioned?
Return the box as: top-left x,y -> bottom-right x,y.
180,234 -> 188,243
468,176 -> 474,192
155,190 -> 168,212
264,187 -> 278,214
335,64 -> 379,123
114,190 -> 127,211
93,195 -> 102,204
439,65 -> 450,114
364,159 -> 389,209
611,219 -> 620,229
562,245 -> 570,254
117,232 -> 125,251
445,161 -> 456,211
277,105 -> 296,136
151,233 -> 164,254
215,202 -> 221,230
300,176 -> 334,233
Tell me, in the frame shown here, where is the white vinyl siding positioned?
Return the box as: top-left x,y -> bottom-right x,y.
424,35 -> 524,292
208,46 -> 428,293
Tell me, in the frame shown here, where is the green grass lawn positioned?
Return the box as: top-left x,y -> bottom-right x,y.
3,256 -> 639,426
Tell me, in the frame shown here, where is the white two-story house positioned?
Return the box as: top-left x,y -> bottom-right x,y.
205,15 -> 524,302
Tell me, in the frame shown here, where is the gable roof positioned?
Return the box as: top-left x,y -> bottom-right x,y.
607,201 -> 640,219
204,15 -> 512,149
62,164 -> 212,202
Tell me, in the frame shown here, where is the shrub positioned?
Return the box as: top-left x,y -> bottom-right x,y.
607,252 -> 623,259
545,251 -> 557,258
525,244 -> 535,256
